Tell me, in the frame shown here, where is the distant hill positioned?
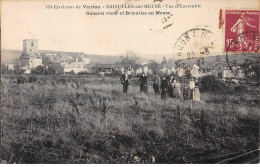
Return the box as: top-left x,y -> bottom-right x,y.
1,49 -> 22,64
86,54 -> 121,64
1,49 -> 149,65
3,49 -> 257,68
86,54 -> 151,65
171,53 -> 259,68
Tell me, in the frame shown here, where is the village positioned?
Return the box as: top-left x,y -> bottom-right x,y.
3,39 -> 258,84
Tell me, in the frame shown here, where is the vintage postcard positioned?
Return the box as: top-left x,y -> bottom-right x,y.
1,0 -> 259,164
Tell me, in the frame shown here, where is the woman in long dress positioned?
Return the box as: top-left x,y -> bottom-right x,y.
193,86 -> 200,101
173,80 -> 181,98
189,78 -> 200,101
189,78 -> 195,100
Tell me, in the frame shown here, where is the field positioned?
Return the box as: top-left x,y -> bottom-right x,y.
0,74 -> 259,164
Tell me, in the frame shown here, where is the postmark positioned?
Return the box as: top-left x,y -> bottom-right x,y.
224,9 -> 260,77
173,28 -> 216,63
225,30 -> 260,77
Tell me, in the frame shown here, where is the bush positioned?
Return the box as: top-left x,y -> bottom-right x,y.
198,75 -> 227,92
16,75 -> 27,84
234,85 -> 248,93
31,65 -> 45,75
78,71 -> 89,75
29,75 -> 37,83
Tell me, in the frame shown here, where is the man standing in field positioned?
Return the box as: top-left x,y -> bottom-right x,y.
160,75 -> 168,99
120,71 -> 129,93
139,73 -> 148,94
168,75 -> 174,98
153,73 -> 161,95
183,85 -> 189,100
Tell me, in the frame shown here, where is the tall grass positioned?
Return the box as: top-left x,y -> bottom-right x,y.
0,75 -> 259,163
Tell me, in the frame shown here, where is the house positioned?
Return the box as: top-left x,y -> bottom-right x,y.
135,67 -> 143,75
49,58 -> 89,74
41,51 -> 91,74
41,51 -> 90,66
7,63 -> 14,70
92,64 -> 116,75
222,70 -> 235,78
6,59 -> 18,71
143,66 -> 149,74
217,68 -> 244,79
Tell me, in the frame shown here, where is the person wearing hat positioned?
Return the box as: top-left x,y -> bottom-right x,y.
160,75 -> 168,99
120,71 -> 129,93
153,73 -> 161,95
139,73 -> 148,94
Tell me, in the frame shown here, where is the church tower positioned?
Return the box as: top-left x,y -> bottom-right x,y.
22,39 -> 39,56
19,39 -> 42,73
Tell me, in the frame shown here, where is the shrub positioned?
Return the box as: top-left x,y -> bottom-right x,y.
234,85 -> 248,93
78,71 -> 89,75
198,75 -> 227,92
16,75 -> 27,84
29,75 -> 37,83
31,65 -> 45,75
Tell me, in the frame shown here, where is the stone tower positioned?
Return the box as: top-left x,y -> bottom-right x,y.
22,39 -> 39,56
19,39 -> 42,73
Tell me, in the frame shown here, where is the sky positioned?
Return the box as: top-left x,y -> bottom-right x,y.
1,0 -> 259,60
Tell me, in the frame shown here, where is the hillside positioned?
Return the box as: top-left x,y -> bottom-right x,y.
1,49 -> 22,64
172,53 -> 259,68
1,49 -> 151,65
2,49 -> 258,68
86,54 -> 121,64
1,75 -> 259,163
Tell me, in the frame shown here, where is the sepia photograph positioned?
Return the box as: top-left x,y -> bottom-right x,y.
0,0 -> 259,164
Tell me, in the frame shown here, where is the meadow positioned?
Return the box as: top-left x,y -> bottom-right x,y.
0,74 -> 259,163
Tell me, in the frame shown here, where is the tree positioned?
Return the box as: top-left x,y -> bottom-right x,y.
14,64 -> 25,74
148,60 -> 160,74
1,64 -> 8,74
31,65 -> 56,75
45,66 -> 56,75
118,50 -> 140,71
239,59 -> 259,81
246,64 -> 259,81
198,75 -> 227,92
31,65 -> 45,75
161,56 -> 167,65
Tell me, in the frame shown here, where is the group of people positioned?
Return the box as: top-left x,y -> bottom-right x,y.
152,73 -> 200,101
120,72 -> 200,101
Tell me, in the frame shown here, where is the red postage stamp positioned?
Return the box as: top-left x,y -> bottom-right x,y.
224,10 -> 259,52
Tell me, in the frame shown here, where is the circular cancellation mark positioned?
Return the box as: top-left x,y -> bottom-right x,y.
225,30 -> 260,76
